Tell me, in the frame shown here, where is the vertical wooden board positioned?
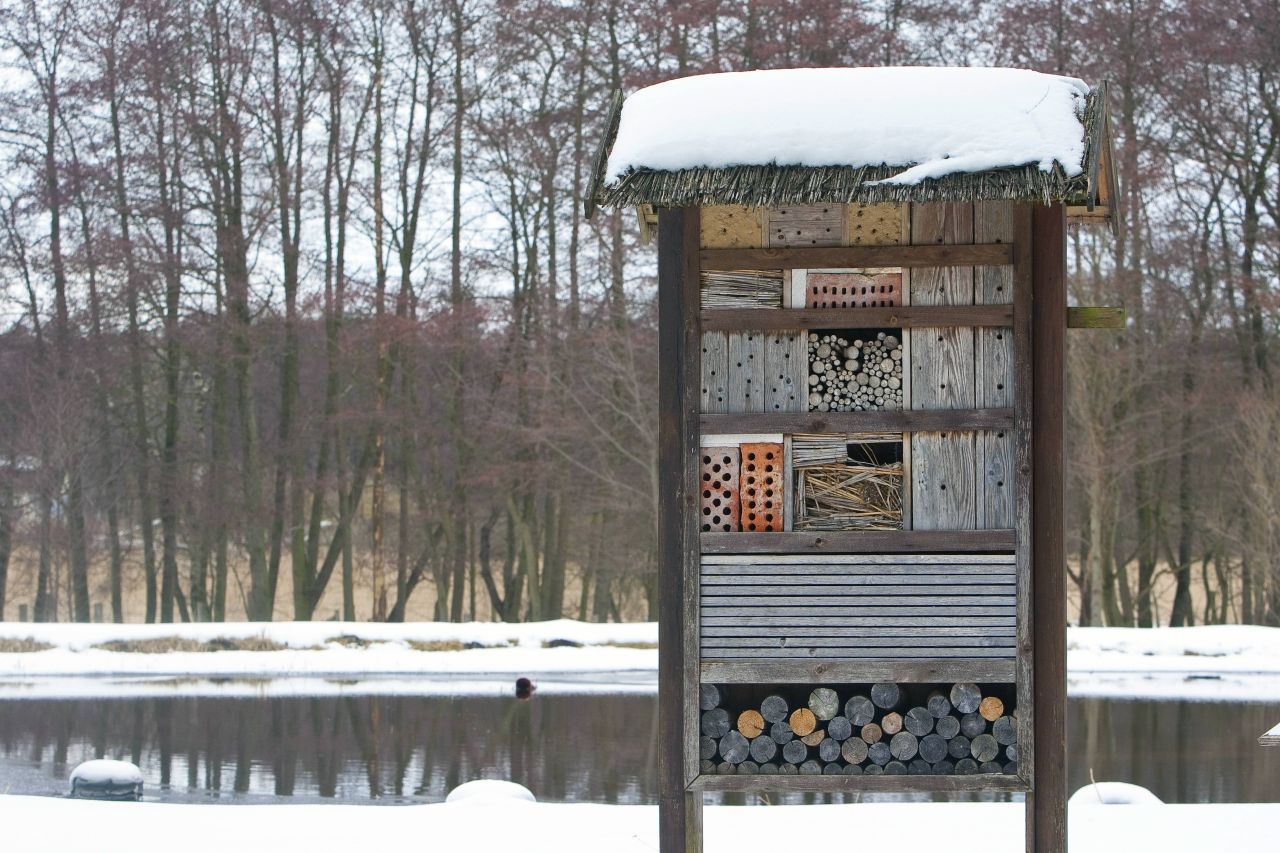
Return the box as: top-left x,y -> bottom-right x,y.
910,325 -> 975,409
656,207 -> 703,847
700,204 -> 763,248
783,436 -> 795,532
763,332 -> 806,413
1011,203 -> 1035,794
699,447 -> 739,533
910,203 -> 976,410
727,332 -> 765,413
909,203 -> 977,532
980,429 -> 1015,529
766,204 -> 844,247
911,431 -> 977,530
739,442 -> 784,532
975,203 -> 1015,530
844,203 -> 904,245
700,332 -> 728,414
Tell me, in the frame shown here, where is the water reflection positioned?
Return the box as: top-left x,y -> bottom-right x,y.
0,694 -> 1277,804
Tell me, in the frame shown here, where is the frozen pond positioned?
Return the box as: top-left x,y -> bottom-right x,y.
1,690 -> 1277,804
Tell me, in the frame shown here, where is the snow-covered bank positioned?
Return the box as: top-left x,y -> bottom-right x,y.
3,622 -> 1280,702
0,794 -> 1272,853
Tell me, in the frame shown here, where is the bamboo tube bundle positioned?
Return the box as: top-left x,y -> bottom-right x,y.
699,682 -> 1017,776
701,270 -> 784,308
794,460 -> 903,531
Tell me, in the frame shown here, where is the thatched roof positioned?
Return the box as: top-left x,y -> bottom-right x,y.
587,72 -> 1116,224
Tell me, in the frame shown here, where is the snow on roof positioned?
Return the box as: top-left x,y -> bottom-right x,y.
70,759 -> 144,786
604,67 -> 1091,187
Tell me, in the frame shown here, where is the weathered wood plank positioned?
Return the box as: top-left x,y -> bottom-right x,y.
701,575 -> 1015,587
701,408 -> 1013,435
701,625 -> 1017,637
701,635 -> 1015,648
657,206 -> 703,849
702,553 -> 1014,565
1031,203 -> 1068,853
699,529 -> 1015,553
976,203 -> 1015,530
700,243 -> 1013,270
698,604 -> 1015,616
701,594 -> 1014,608
700,658 -> 1017,684
699,332 -> 728,413
701,582 -> 1016,595
727,332 -> 765,412
911,204 -> 978,531
688,771 -> 1028,794
1067,306 -> 1125,329
1012,203 -> 1036,799
705,648 -> 1016,659
911,432 -> 978,529
699,305 -> 1012,331
766,204 -> 844,247
763,332 -> 805,413
701,615 -> 1017,627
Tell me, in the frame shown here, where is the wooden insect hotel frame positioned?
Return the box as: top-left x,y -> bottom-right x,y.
590,69 -> 1119,853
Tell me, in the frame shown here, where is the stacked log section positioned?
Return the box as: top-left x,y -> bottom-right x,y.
701,682 -> 1018,775
807,331 -> 904,411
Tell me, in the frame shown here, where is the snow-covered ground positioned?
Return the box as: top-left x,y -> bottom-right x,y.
0,794 -> 1272,853
3,621 -> 1280,701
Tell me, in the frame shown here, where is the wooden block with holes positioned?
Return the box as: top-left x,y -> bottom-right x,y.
700,447 -> 740,533
739,442 -> 784,532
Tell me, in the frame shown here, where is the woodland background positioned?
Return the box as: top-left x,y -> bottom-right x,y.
0,0 -> 1276,627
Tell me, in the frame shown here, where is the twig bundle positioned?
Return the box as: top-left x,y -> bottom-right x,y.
795,461 -> 903,530
700,270 -> 783,308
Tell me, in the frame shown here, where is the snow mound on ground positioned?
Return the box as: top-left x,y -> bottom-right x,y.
1070,782 -> 1164,805
445,780 -> 535,804
70,759 -> 143,787
605,67 -> 1089,186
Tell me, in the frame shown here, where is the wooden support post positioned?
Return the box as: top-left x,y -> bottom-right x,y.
658,207 -> 703,853
1029,203 -> 1067,853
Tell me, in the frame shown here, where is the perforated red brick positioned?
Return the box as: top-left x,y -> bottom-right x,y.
700,447 -> 740,533
739,442 -> 784,532
806,271 -> 902,308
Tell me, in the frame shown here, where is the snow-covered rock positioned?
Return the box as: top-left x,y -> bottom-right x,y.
445,779 -> 536,804
1069,782 -> 1164,805
605,67 -> 1089,186
69,759 -> 143,801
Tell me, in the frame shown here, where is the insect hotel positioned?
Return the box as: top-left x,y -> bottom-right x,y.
589,67 -> 1119,852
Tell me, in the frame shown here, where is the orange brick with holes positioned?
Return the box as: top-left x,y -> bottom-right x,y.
739,443 -> 784,532
700,448 -> 740,532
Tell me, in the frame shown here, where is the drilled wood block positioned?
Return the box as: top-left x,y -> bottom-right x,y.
805,271 -> 902,309
701,332 -> 729,413
740,442 -> 784,532
701,447 -> 741,533
763,332 -> 806,412
845,203 -> 904,245
767,205 -> 844,247
727,332 -> 765,412
701,204 -> 764,248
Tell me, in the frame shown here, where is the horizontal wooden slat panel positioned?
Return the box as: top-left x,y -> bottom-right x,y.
700,658 -> 1017,684
701,530 -> 1015,554
700,554 -> 1017,662
701,591 -> 1008,604
701,578 -> 1008,591
702,635 -> 1014,648
702,625 -> 1016,638
699,305 -> 1013,332
706,645 -> 1013,655
701,615 -> 1016,627
699,243 -> 1014,271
